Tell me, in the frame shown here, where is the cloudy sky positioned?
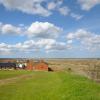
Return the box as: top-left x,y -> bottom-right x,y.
0,0 -> 100,58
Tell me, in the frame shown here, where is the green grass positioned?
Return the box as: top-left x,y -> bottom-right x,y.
0,70 -> 33,79
0,71 -> 100,100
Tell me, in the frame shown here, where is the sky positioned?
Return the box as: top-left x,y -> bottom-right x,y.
0,0 -> 100,58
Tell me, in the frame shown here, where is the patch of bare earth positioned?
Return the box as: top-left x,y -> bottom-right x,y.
0,74 -> 33,86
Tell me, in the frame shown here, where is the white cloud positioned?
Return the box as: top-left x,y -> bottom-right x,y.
37,39 -> 72,51
0,23 -> 24,35
0,22 -> 3,32
70,13 -> 83,20
0,0 -> 80,19
78,0 -> 100,11
0,40 -> 39,55
67,40 -> 73,44
66,29 -> 93,40
47,0 -> 63,10
27,21 -> 62,38
36,39 -> 72,51
45,42 -> 67,51
47,1 -> 83,19
47,2 -> 57,10
66,33 -> 75,40
0,0 -> 51,16
66,29 -> 100,51
47,0 -> 71,16
32,39 -> 71,52
0,22 -> 62,39
36,39 -> 55,47
0,0 -> 70,17
14,40 -> 39,52
0,43 -> 12,55
58,6 -> 70,16
75,29 -> 93,39
0,39 -> 70,55
1,24 -> 22,34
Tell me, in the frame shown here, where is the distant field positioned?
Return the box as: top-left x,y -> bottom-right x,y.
47,59 -> 100,80
0,71 -> 100,100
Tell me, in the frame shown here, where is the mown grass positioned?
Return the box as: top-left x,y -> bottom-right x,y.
0,70 -> 33,79
0,71 -> 100,100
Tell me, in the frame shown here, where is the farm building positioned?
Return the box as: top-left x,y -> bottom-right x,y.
0,59 -> 27,70
0,59 -> 48,71
27,60 -> 48,71
0,62 -> 16,70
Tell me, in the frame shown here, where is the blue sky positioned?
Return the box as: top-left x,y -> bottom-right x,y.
0,0 -> 100,58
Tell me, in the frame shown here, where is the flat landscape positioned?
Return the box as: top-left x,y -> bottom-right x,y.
46,59 -> 100,80
0,69 -> 100,100
0,0 -> 100,99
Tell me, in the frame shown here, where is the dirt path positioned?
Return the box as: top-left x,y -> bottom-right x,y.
0,74 -> 33,86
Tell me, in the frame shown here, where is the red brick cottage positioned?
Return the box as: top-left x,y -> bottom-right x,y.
27,60 -> 48,71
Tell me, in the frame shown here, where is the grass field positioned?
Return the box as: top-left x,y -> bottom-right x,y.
0,71 -> 100,100
0,70 -> 33,79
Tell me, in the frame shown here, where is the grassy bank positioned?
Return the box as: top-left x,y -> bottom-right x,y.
0,71 -> 100,100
